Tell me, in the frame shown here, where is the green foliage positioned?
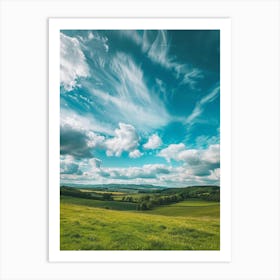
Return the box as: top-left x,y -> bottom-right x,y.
102,193 -> 113,200
60,186 -> 114,201
126,186 -> 221,211
160,186 -> 220,202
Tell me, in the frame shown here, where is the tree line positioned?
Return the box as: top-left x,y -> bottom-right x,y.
122,188 -> 220,211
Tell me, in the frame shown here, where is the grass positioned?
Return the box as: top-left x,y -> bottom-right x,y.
148,200 -> 220,218
61,195 -> 137,211
60,197 -> 220,250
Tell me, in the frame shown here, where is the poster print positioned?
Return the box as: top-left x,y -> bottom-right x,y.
49,18 -> 231,262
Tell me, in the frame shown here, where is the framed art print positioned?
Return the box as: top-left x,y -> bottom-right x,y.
49,18 -> 231,262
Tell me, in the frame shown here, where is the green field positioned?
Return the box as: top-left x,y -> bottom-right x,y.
60,190 -> 220,250
149,200 -> 220,218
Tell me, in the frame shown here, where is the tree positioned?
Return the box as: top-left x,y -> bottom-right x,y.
102,193 -> 113,200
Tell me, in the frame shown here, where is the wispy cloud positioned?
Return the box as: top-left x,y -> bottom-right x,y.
180,68 -> 204,90
60,108 -> 114,136
118,30 -> 204,89
84,52 -> 171,132
186,85 -> 220,124
120,30 -> 175,70
78,31 -> 109,52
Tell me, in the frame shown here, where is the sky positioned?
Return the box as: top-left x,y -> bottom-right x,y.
60,30 -> 220,187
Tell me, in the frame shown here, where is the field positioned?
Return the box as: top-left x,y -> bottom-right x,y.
60,185 -> 220,250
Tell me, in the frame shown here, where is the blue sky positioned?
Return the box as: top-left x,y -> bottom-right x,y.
60,30 -> 220,187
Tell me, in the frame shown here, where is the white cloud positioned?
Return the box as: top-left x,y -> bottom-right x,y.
123,30 -> 176,72
143,134 -> 162,150
129,149 -> 143,158
186,85 -> 220,124
87,52 -> 171,132
77,31 -> 109,53
158,143 -> 220,166
60,155 -> 82,175
60,117 -> 144,159
157,144 -> 220,181
88,158 -> 102,169
84,164 -> 172,180
177,149 -> 200,165
201,144 -> 220,164
158,143 -> 186,162
60,122 -> 105,159
60,110 -> 109,159
61,162 -> 220,187
105,123 -> 140,157
61,108 -> 114,136
180,68 -> 204,89
60,33 -> 90,91
118,30 -> 204,86
195,134 -> 220,148
208,168 -> 220,180
88,31 -> 94,40
86,131 -> 105,149
147,30 -> 173,69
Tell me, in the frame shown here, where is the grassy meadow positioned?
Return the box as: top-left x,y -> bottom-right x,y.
60,185 -> 220,250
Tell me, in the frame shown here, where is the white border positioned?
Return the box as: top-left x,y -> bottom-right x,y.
49,18 -> 231,262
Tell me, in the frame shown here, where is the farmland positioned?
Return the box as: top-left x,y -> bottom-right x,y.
60,185 -> 220,250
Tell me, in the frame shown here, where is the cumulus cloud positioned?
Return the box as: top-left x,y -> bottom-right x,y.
201,144 -> 220,164
111,164 -> 171,179
158,143 -> 220,165
143,134 -> 162,150
61,162 -> 220,187
60,117 -> 105,159
88,158 -> 102,169
60,156 -> 103,178
60,33 -> 90,91
177,149 -> 201,165
129,150 -> 143,158
60,125 -> 93,159
60,155 -> 82,175
105,123 -> 140,157
60,118 -> 144,160
85,164 -> 172,180
158,143 -> 220,182
158,143 -> 186,162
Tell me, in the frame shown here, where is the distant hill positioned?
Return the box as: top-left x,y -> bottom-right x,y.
60,184 -> 220,200
60,183 -> 167,192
